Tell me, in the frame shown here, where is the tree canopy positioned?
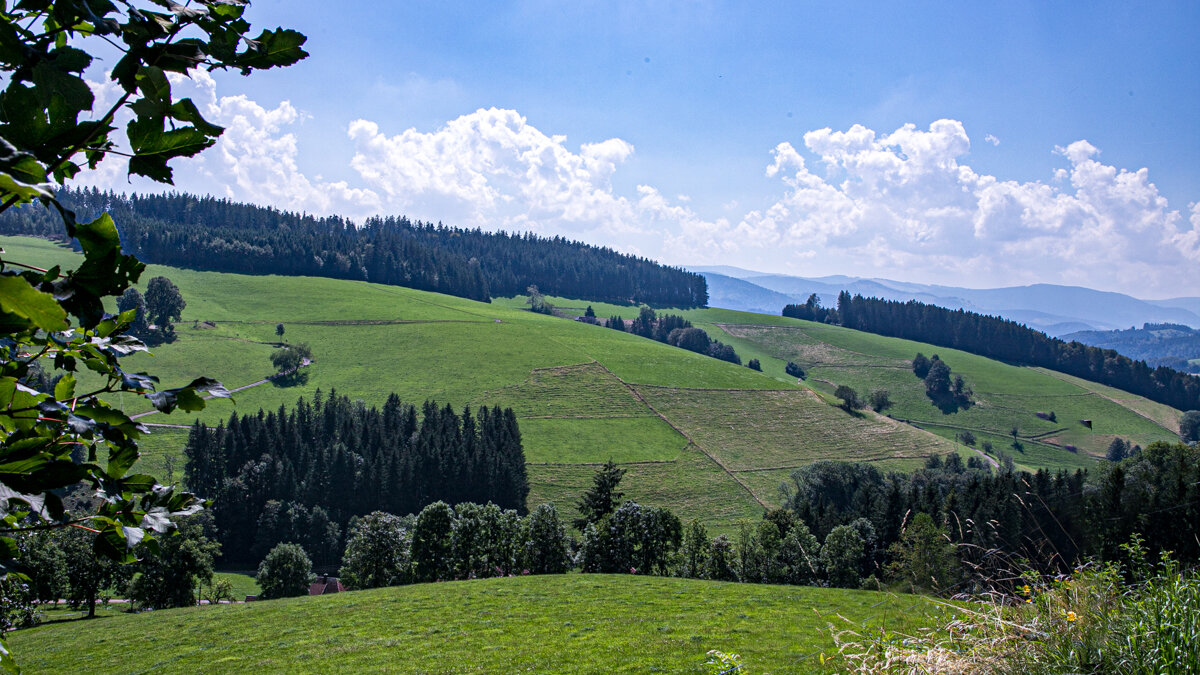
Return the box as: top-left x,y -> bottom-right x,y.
1,187 -> 710,308
0,1 -> 306,666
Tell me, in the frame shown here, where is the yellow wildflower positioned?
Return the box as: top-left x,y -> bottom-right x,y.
1066,611 -> 1077,622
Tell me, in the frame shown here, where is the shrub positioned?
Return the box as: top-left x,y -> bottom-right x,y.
746,359 -> 761,371
256,543 -> 315,600
834,385 -> 863,412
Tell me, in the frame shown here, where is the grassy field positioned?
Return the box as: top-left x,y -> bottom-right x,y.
5,236 -> 980,536
705,319 -> 1180,470
8,575 -> 947,674
8,235 -> 1183,537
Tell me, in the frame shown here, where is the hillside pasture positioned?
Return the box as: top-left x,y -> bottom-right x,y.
6,235 -> 1182,537
527,450 -> 764,534
8,575 -> 946,674
636,387 -> 957,472
714,318 -> 1179,461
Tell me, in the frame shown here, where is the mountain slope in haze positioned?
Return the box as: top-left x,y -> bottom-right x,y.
1063,323 -> 1200,372
702,272 -> 796,314
1151,297 -> 1200,317
689,267 -> 1200,335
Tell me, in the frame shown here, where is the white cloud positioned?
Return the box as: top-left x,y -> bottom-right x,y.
984,134 -> 1000,146
74,71 -> 379,216
345,108 -> 644,235
65,75 -> 1198,296
696,120 -> 1199,295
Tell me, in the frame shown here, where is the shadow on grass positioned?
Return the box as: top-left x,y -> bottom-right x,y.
271,371 -> 309,387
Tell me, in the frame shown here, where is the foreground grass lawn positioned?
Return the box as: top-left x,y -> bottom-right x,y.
10,575 -> 945,673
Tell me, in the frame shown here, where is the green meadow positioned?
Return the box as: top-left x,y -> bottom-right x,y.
705,320 -> 1179,471
9,575 -> 947,674
4,236 -> 1184,531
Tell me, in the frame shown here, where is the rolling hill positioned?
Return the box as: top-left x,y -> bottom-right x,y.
3,236 -> 1184,534
8,575 -> 945,673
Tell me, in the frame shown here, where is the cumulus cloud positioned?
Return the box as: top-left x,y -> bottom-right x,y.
345,108 -> 643,235
674,120 -> 1198,295
74,71 -> 379,217
66,72 -> 1198,295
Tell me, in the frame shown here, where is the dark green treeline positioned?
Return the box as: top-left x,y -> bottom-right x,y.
0,187 -> 708,307
184,391 -> 527,567
783,293 -> 1200,411
786,441 -> 1200,580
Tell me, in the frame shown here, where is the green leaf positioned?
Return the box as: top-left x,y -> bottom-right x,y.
132,125 -> 212,158
0,634 -> 19,674
238,28 -> 308,70
169,97 -> 223,136
140,506 -> 172,533
135,65 -> 171,103
122,474 -> 157,492
106,442 -> 138,478
0,137 -> 51,205
0,274 -> 68,331
0,536 -> 17,560
147,376 -> 230,413
53,373 -> 75,400
73,212 -> 120,257
94,525 -> 136,563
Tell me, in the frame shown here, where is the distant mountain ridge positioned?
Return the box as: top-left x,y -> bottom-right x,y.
690,266 -> 1200,336
1063,323 -> 1200,373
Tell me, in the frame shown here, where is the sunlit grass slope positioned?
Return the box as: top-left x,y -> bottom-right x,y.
526,294 -> 1183,473
14,236 -> 1171,528
9,575 -> 946,674
706,319 -> 1178,470
6,236 -> 976,530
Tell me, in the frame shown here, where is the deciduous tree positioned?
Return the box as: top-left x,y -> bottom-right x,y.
834,384 -> 863,412
868,388 -> 892,413
338,512 -> 411,590
256,543 -> 315,600
1181,410 -> 1200,444
144,276 -> 185,337
0,1 -> 306,665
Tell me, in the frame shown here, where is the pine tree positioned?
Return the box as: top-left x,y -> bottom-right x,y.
574,460 -> 627,530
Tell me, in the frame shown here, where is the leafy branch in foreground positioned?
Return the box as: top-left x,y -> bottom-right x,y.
0,0 -> 306,668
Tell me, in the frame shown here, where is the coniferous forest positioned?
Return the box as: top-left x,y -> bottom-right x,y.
183,391 -> 527,567
784,293 -> 1200,411
0,187 -> 708,307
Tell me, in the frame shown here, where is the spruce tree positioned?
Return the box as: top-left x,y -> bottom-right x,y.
574,460 -> 627,530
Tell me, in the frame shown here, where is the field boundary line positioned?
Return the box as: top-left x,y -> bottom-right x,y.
731,456 -> 935,473
204,318 -> 493,326
527,460 -> 678,467
520,414 -> 657,420
587,362 -> 770,510
632,384 -> 798,392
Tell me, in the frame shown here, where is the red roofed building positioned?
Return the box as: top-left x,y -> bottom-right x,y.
309,575 -> 346,595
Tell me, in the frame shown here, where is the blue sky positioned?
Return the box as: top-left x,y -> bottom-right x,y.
84,1 -> 1200,297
